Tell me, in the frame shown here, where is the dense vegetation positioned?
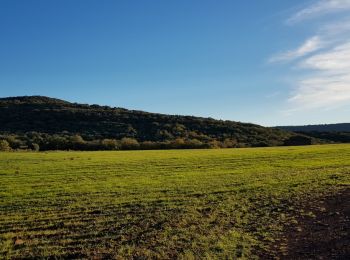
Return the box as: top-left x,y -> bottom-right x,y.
1,144 -> 349,258
0,96 -> 297,151
279,123 -> 350,132
278,123 -> 350,144
292,131 -> 350,144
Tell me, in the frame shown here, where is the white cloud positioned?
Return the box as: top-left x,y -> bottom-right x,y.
270,17 -> 350,64
289,42 -> 350,109
269,36 -> 325,63
300,42 -> 350,72
289,76 -> 350,108
270,1 -> 350,112
287,0 -> 350,24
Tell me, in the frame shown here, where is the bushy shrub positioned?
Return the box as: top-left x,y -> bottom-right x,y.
0,140 -> 11,151
120,138 -> 139,150
31,143 -> 40,151
101,139 -> 119,150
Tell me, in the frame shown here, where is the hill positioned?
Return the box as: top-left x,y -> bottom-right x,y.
0,95 -> 296,151
278,123 -> 350,144
278,123 -> 350,132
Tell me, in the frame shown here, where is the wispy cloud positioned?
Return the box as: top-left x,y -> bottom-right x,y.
289,42 -> 350,108
300,42 -> 350,72
270,0 -> 350,113
319,18 -> 350,37
269,36 -> 325,63
287,0 -> 350,24
289,74 -> 350,108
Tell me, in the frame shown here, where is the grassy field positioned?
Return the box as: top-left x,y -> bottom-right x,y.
1,144 -> 349,259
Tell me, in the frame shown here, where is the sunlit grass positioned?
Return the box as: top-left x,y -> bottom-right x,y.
1,144 -> 349,258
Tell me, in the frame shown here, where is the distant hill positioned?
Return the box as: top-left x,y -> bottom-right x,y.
278,123 -> 350,132
0,96 -> 297,150
278,123 -> 350,144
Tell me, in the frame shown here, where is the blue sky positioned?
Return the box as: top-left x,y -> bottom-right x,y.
1,0 -> 350,126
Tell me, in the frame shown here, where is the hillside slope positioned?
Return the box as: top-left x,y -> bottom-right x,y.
278,124 -> 350,144
278,123 -> 350,132
0,96 -> 294,150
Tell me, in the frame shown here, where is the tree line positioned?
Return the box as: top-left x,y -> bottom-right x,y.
0,132 -> 317,151
0,132 -> 256,151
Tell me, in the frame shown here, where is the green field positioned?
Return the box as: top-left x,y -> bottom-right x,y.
1,144 -> 349,259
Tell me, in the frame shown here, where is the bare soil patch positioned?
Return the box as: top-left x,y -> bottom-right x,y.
277,189 -> 350,259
